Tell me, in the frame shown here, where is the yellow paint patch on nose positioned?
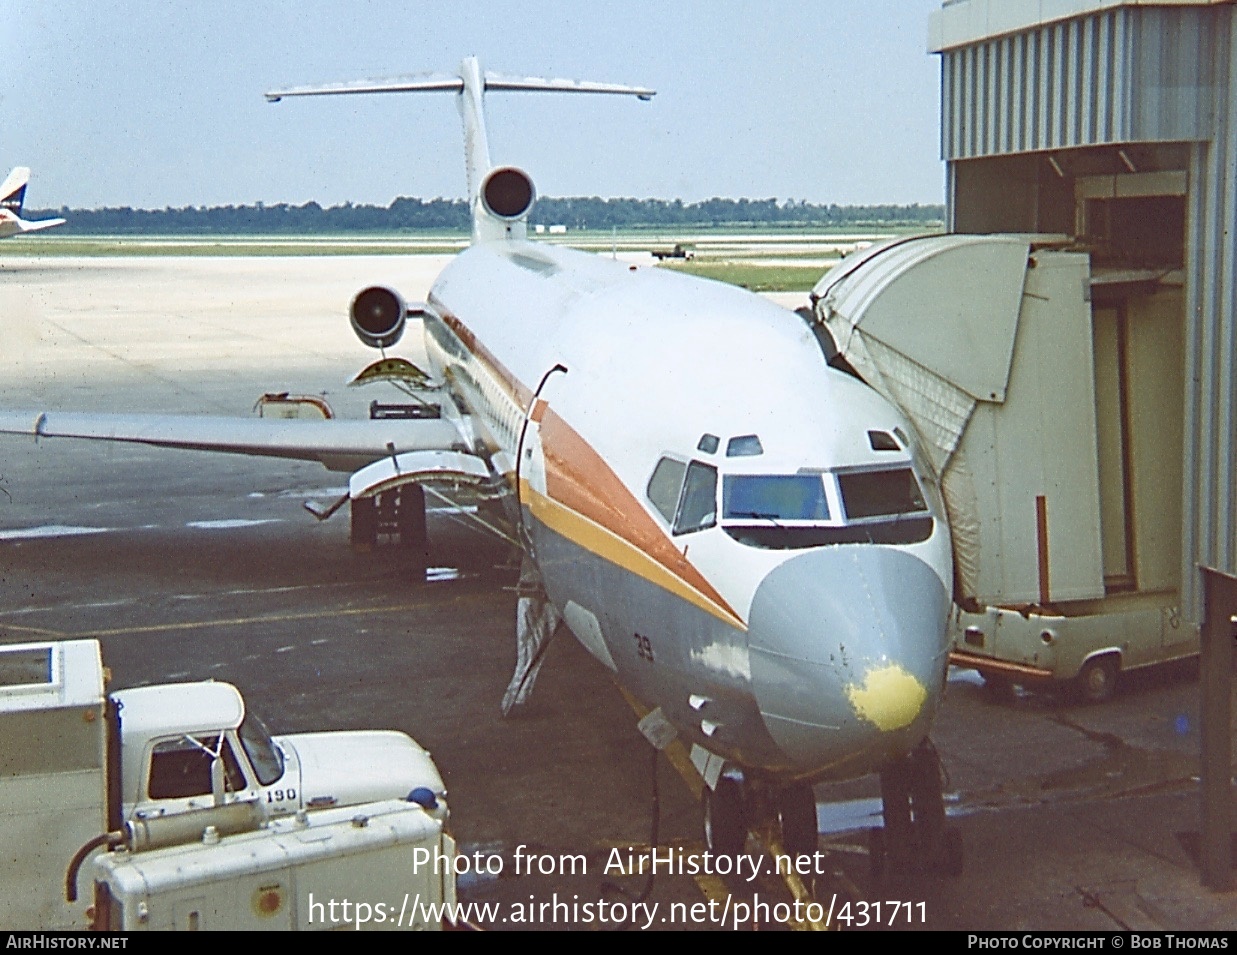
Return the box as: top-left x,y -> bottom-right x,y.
846,664 -> 927,731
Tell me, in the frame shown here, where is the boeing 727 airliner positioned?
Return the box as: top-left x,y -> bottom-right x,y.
0,60 -> 959,875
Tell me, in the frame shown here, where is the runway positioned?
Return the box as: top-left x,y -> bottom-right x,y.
0,255 -> 1230,931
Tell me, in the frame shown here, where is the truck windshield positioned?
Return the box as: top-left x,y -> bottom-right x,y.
238,714 -> 285,786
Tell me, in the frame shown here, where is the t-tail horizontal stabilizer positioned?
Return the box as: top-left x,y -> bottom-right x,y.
266,58 -> 654,244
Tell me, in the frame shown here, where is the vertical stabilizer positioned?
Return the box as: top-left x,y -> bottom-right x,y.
0,167 -> 31,215
0,168 -> 65,238
267,60 -> 654,244
456,58 -> 492,213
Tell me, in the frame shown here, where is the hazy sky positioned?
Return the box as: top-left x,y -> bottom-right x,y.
4,1 -> 946,210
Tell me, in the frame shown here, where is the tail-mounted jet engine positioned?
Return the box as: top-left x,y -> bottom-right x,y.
480,166 -> 535,221
350,285 -> 406,350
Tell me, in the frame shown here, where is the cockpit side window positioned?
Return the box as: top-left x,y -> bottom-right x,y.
673,461 -> 718,535
646,457 -> 687,524
837,467 -> 928,520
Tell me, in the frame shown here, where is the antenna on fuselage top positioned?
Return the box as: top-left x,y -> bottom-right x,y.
265,58 -> 655,244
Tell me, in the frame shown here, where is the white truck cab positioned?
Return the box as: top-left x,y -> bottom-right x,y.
114,681 -> 442,822
2,640 -> 451,930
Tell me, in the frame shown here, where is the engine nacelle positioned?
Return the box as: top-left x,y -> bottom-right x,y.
480,166 -> 536,221
350,285 -> 406,350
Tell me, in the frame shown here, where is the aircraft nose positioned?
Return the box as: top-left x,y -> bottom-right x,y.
747,546 -> 950,773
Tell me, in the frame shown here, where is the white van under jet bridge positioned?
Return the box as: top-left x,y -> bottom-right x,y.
0,59 -> 959,875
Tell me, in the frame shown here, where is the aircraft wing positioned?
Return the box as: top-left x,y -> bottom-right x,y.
0,410 -> 471,474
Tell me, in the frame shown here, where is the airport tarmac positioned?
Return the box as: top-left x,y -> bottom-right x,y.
0,255 -> 1234,931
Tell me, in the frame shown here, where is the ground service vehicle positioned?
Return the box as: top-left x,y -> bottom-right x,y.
0,639 -> 452,929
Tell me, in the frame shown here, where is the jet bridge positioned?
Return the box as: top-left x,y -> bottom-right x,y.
812,234 -> 1194,699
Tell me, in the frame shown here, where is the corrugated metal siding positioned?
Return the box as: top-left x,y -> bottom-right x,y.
940,3 -> 1237,623
1182,13 -> 1237,621
940,7 -> 1217,160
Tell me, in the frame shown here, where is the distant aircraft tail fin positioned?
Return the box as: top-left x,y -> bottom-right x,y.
266,58 -> 654,244
0,167 -> 31,216
0,167 -> 65,237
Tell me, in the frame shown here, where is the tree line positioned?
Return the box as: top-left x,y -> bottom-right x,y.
30,196 -> 944,234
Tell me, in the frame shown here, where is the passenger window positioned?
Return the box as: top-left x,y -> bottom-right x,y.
674,462 -> 718,534
148,734 -> 247,800
647,457 -> 687,523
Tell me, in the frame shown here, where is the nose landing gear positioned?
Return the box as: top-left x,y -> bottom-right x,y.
702,775 -> 819,860
869,737 -> 963,884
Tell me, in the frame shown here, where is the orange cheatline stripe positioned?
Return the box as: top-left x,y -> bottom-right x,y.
435,307 -> 743,627
538,408 -> 743,624
524,482 -> 745,631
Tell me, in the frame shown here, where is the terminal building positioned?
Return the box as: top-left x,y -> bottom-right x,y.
926,0 -> 1236,626
905,0 -> 1236,888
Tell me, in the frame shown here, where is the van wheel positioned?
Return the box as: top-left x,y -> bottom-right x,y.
1075,655 -> 1119,704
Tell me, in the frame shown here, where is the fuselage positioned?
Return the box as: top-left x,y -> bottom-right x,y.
422,240 -> 953,784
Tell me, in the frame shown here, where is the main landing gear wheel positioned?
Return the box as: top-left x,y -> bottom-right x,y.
1074,654 -> 1119,704
396,484 -> 429,583
349,487 -> 429,582
350,496 -> 378,552
776,782 -> 818,859
870,738 -> 963,884
703,776 -> 747,857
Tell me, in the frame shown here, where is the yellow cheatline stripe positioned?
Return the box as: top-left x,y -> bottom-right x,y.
523,484 -> 746,632
60,593 -> 497,639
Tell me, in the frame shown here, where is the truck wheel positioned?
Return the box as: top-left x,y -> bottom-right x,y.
1074,654 -> 1119,704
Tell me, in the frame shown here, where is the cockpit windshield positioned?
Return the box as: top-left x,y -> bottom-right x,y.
723,475 -> 829,522
721,467 -> 933,550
